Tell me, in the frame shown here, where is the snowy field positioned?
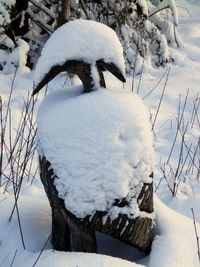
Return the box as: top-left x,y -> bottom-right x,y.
0,2 -> 200,267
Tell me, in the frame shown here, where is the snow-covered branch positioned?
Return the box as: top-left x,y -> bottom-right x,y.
149,0 -> 178,26
26,8 -> 53,35
29,0 -> 56,20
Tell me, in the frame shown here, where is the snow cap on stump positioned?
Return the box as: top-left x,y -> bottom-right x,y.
34,19 -> 125,90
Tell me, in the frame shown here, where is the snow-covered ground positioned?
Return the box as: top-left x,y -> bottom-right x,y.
0,3 -> 200,267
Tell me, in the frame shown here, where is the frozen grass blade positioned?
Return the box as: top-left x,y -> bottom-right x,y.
151,67 -> 171,132
159,88 -> 200,197
0,96 -> 3,186
166,89 -> 189,164
10,250 -> 17,267
8,93 -> 38,221
142,68 -> 168,100
0,252 -> 11,266
32,234 -> 51,267
0,77 -> 39,250
136,59 -> 144,95
131,49 -> 138,92
191,208 -> 200,262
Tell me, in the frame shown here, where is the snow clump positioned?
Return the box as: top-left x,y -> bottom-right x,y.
34,19 -> 125,87
37,86 -> 154,219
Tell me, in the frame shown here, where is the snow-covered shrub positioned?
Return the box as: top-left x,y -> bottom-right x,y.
0,38 -> 29,73
0,33 -> 14,70
19,0 -> 55,68
0,33 -> 30,73
0,0 -> 30,73
3,39 -> 29,73
71,0 -> 179,73
0,0 -> 15,33
0,0 -> 179,72
0,0 -> 16,65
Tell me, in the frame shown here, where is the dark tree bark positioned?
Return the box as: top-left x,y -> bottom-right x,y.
57,0 -> 71,27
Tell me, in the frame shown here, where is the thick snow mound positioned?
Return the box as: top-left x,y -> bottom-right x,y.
149,195 -> 200,267
0,0 -> 16,26
20,251 -> 145,267
37,87 -> 154,219
34,19 -> 125,86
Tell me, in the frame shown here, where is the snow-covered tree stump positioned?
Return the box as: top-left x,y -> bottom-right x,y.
39,155 -> 153,252
34,20 -> 155,253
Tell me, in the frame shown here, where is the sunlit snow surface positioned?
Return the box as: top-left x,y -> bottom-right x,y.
0,2 -> 200,267
1,190 -> 200,267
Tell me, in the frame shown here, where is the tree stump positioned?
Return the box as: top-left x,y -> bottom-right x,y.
39,156 -> 154,252
34,20 -> 155,254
